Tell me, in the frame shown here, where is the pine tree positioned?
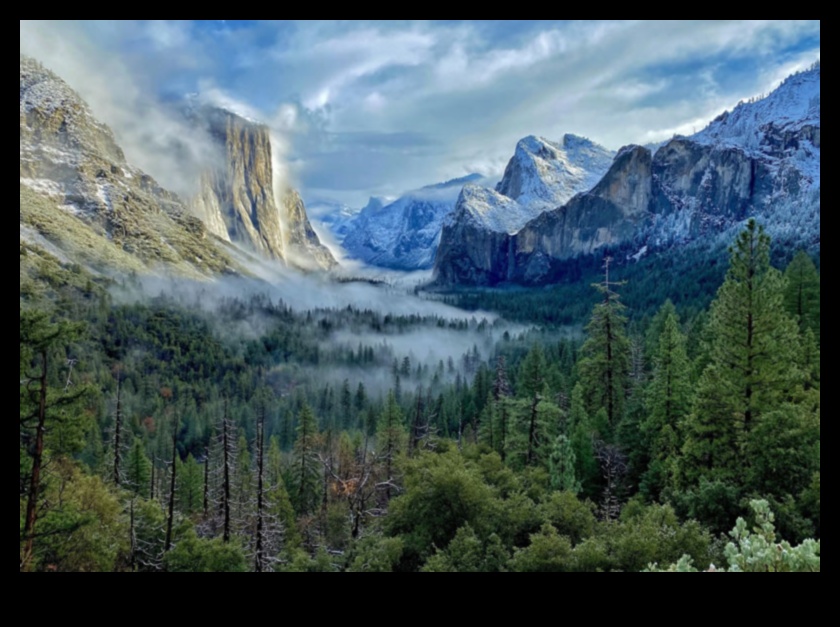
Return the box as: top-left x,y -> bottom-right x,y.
20,310 -> 88,571
784,251 -> 820,343
578,257 -> 631,436
549,435 -> 581,494
681,221 -> 802,487
178,454 -> 204,516
377,392 -> 406,503
293,404 -> 321,516
568,384 -> 599,496
126,438 -> 152,499
642,311 -> 692,498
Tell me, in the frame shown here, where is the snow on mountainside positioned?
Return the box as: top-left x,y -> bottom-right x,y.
693,63 -> 820,150
434,62 -> 820,287
496,134 -> 615,210
20,55 -> 240,278
309,200 -> 362,240
341,174 -> 484,270
447,185 -> 545,235
691,62 -> 820,187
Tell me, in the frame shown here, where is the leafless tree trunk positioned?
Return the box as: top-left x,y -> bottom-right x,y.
22,350 -> 48,572
165,411 -> 179,553
113,368 -> 124,487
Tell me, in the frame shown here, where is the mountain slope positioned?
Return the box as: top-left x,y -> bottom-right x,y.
20,55 -> 239,280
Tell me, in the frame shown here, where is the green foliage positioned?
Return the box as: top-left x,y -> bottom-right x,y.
549,435 -> 580,494
387,451 -> 497,568
784,251 -> 820,342
642,310 -> 692,499
346,536 -> 405,573
125,438 -> 151,498
292,404 -> 321,516
164,528 -> 247,573
682,221 -> 802,488
653,501 -> 820,572
509,524 -> 573,572
178,454 -> 204,516
422,525 -> 508,573
578,280 -> 631,435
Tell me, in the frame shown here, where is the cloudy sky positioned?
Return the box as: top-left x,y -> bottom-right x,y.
20,20 -> 820,207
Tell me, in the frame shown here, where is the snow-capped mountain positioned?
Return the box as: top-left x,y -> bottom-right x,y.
496,134 -> 616,210
308,200 -> 362,240
434,63 -> 820,286
340,174 -> 484,270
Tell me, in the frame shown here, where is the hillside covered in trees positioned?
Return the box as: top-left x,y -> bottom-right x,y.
19,220 -> 820,572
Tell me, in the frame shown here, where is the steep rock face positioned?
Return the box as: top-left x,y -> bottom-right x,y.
341,175 -> 482,270
20,55 -> 237,278
192,108 -> 335,270
281,189 -> 338,270
509,146 -> 652,283
434,186 -> 518,286
434,64 -> 820,287
497,135 -> 615,210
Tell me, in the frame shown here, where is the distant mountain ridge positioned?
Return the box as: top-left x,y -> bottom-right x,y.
338,135 -> 614,271
340,174 -> 485,271
434,63 -> 820,286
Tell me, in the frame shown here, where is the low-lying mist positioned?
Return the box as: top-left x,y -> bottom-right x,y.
110,263 -> 522,401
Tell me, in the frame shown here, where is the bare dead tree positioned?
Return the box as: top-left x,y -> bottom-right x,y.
112,366 -> 124,487
164,408 -> 180,554
595,442 -> 628,522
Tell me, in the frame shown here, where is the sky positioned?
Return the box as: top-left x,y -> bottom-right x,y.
20,20 -> 820,208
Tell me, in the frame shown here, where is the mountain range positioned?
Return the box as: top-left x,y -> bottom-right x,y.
433,62 -> 820,286
21,53 -> 819,292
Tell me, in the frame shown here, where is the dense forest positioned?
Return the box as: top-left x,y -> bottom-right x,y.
19,221 -> 820,572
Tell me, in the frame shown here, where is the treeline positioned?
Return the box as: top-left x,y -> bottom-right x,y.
19,221 -> 819,571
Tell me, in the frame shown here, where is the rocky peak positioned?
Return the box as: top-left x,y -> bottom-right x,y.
20,55 -> 125,168
496,134 -> 614,210
590,145 -> 653,216
191,108 -> 286,260
191,106 -> 336,270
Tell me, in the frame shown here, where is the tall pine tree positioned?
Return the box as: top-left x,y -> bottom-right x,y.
641,310 -> 692,499
578,257 -> 631,437
681,221 -> 801,487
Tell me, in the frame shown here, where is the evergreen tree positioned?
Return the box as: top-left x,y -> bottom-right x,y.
20,310 -> 88,571
568,384 -> 599,496
578,258 -> 631,435
292,404 -> 321,516
125,438 -> 152,499
179,454 -> 204,516
641,311 -> 692,499
377,392 -> 406,503
784,251 -> 820,343
681,221 -> 802,487
549,435 -> 581,494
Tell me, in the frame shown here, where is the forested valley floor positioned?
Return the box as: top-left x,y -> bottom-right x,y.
20,221 -> 820,572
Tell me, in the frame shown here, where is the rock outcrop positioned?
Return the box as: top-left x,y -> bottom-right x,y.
191,108 -> 336,270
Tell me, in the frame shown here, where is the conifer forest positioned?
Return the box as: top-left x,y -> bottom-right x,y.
20,222 -> 820,572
